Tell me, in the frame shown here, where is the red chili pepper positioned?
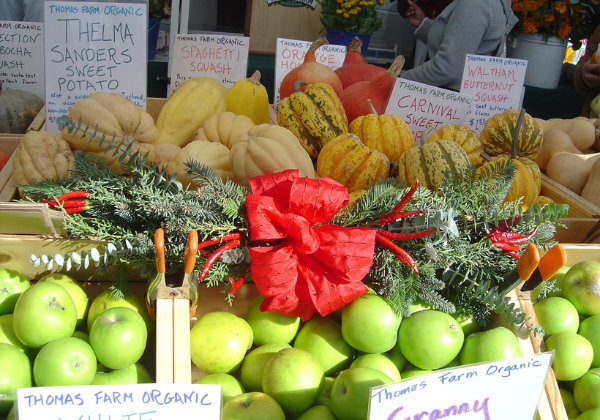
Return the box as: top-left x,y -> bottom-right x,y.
65,207 -> 87,214
228,271 -> 247,295
198,239 -> 240,281
41,198 -> 58,207
197,233 -> 242,250
60,199 -> 87,208
380,179 -> 420,225
381,210 -> 425,225
55,191 -> 89,203
505,226 -> 539,245
377,227 -> 437,241
493,242 -> 520,252
375,232 -> 419,274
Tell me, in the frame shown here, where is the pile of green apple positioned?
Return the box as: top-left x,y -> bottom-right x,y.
0,268 -> 155,419
531,260 -> 600,420
189,292 -> 526,420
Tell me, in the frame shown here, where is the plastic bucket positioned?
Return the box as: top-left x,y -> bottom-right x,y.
508,33 -> 568,89
325,30 -> 372,56
148,18 -> 162,61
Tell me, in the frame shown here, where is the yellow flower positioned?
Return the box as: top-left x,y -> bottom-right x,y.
336,8 -> 343,13
343,11 -> 350,17
349,8 -> 358,13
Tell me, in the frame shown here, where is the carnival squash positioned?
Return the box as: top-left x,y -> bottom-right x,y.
534,117 -> 595,151
192,112 -> 255,149
225,70 -> 271,125
480,109 -> 543,159
229,124 -> 316,187
152,143 -> 181,172
168,141 -> 235,188
581,158 -> 600,207
316,133 -> 390,193
277,80 -> 348,159
0,81 -> 44,134
397,139 -> 472,191
155,77 -> 227,147
546,152 -> 600,195
533,129 -> 581,171
425,124 -> 484,166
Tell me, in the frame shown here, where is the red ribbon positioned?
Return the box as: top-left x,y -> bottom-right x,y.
246,170 -> 377,321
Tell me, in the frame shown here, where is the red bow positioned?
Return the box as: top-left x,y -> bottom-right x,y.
246,170 -> 377,321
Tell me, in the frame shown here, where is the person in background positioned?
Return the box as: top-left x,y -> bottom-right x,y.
0,0 -> 44,22
574,25 -> 600,118
396,0 -> 518,90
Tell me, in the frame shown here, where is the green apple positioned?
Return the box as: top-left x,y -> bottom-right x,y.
330,367 -> 392,420
87,289 -> 153,335
245,295 -> 300,346
33,336 -> 96,386
398,309 -> 464,370
410,297 -> 432,314
222,392 -> 286,420
313,376 -> 335,407
0,343 -> 32,413
0,268 -> 30,316
89,306 -> 148,370
341,293 -> 401,353
297,405 -> 337,420
562,261 -> 600,317
578,314 -> 600,368
262,347 -> 324,414
0,314 -> 32,355
72,330 -> 90,343
574,367 -> 600,412
452,312 -> 481,337
12,282 -> 77,349
530,266 -> 570,303
195,373 -> 245,402
350,353 -> 401,382
91,362 -> 153,385
545,331 -> 594,381
383,342 -> 409,372
7,404 -> 15,420
460,326 -> 522,365
534,297 -> 580,336
240,342 -> 291,392
293,316 -> 355,376
401,368 -> 433,379
560,388 -> 582,419
190,311 -> 253,374
37,273 -> 89,331
575,408 -> 600,419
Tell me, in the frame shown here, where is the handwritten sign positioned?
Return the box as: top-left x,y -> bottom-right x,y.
170,33 -> 250,93
16,383 -> 221,419
460,54 -> 527,131
386,79 -> 472,144
44,1 -> 148,133
274,38 -> 346,107
0,21 -> 45,100
369,352 -> 553,420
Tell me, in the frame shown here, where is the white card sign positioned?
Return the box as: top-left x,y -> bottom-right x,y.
0,21 -> 45,100
368,353 -> 553,420
170,33 -> 250,93
386,79 -> 472,144
44,1 -> 148,133
274,38 -> 346,107
16,383 -> 221,419
460,54 -> 528,131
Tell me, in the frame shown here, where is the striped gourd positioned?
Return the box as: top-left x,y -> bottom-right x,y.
317,133 -> 389,193
480,109 -> 543,159
277,81 -> 348,159
426,124 -> 484,166
397,139 -> 472,191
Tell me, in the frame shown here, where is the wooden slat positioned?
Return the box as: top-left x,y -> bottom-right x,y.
553,218 -> 598,244
26,106 -> 47,132
541,174 -> 600,218
173,298 -> 192,384
155,298 -> 175,384
0,203 -> 65,235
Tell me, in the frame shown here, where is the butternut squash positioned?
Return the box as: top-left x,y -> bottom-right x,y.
533,129 -> 581,170
534,117 -> 596,151
545,152 -> 600,195
594,118 -> 600,152
581,158 -> 600,207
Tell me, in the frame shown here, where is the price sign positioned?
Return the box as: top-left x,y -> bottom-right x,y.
169,33 -> 250,93
16,383 -> 221,420
368,353 -> 553,420
0,21 -> 45,100
43,1 -> 148,133
460,54 -> 527,131
386,79 -> 472,145
274,38 -> 346,108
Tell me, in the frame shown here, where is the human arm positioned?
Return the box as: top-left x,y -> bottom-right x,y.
574,26 -> 600,95
404,0 -> 426,27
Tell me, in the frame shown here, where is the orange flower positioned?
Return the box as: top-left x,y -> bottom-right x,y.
544,13 -> 555,23
523,18 -> 539,33
558,21 -> 571,38
554,3 -> 567,13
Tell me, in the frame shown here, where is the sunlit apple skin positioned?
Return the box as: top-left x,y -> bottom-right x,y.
534,297 -> 580,337
262,347 -> 324,414
350,353 -> 401,382
398,309 -> 464,370
574,367 -> 600,412
12,282 -> 77,349
293,316 -> 355,376
0,268 -> 30,316
240,342 -> 291,392
559,388 -> 581,419
530,266 -> 570,303
401,368 -> 433,379
195,373 -> 245,402
341,294 -> 401,353
313,376 -> 335,408
562,261 -> 600,317
33,337 -> 97,387
0,314 -> 33,356
87,289 -> 154,335
578,314 -> 600,368
297,404 -> 337,420
545,331 -> 594,382
221,392 -> 286,420
245,295 -> 300,346
0,343 -> 32,413
460,326 -> 522,366
575,408 -> 600,420
330,367 -> 392,420
37,273 -> 89,331
91,362 -> 153,385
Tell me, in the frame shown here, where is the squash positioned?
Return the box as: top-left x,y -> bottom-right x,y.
192,112 -> 255,149
12,131 -> 75,186
316,133 -> 389,193
546,152 -> 600,195
334,37 -> 387,89
168,141 -> 235,188
593,118 -> 600,151
229,124 -> 316,187
0,81 -> 44,134
533,129 -> 581,171
277,81 -> 348,159
581,158 -> 600,207
397,139 -> 472,191
425,124 -> 484,166
534,117 -> 596,151
155,77 -> 227,147
534,195 -> 554,207
152,143 -> 181,172
480,109 -> 543,159
225,70 -> 271,125
279,37 -> 343,100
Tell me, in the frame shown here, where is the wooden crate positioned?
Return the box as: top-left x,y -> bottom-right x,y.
541,174 -> 600,219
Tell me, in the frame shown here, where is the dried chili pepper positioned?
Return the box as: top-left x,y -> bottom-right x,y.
55,191 -> 89,203
377,228 -> 437,241
380,179 -> 420,225
197,233 -> 242,250
375,232 -> 418,274
198,239 -> 241,281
